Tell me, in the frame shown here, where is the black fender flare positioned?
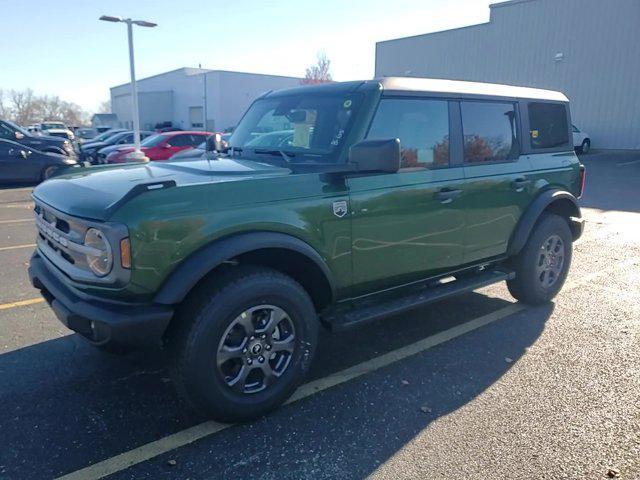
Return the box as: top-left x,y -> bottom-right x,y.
154,231 -> 336,305
507,189 -> 582,256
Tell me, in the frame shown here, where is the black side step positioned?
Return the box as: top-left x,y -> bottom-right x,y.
322,269 -> 515,331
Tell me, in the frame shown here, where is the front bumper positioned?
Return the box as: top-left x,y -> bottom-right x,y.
29,252 -> 173,348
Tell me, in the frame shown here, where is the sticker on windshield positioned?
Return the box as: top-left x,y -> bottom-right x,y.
343,99 -> 352,109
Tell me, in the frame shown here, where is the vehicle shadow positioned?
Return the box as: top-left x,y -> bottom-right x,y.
0,291 -> 550,479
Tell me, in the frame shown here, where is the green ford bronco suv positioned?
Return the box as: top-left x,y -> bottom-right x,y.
29,78 -> 585,421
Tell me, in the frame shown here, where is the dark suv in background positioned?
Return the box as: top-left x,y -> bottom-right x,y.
0,119 -> 75,156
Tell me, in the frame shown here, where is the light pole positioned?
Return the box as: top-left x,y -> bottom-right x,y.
99,15 -> 156,162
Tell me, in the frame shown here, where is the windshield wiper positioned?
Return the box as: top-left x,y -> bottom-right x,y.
253,149 -> 295,164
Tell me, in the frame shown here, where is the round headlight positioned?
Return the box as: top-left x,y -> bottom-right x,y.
84,228 -> 113,277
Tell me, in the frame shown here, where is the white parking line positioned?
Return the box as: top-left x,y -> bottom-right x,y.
0,218 -> 33,224
55,302 -> 525,480
0,243 -> 36,252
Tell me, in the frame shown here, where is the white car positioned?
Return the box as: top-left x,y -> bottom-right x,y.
37,121 -> 75,141
572,125 -> 591,154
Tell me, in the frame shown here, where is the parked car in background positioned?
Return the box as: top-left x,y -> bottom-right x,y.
36,122 -> 75,141
168,133 -> 230,161
168,141 -> 207,161
572,125 -> 591,154
79,129 -> 127,160
0,139 -> 78,183
96,126 -> 115,134
94,131 -> 154,164
0,119 -> 75,156
106,131 -> 211,163
76,128 -> 98,142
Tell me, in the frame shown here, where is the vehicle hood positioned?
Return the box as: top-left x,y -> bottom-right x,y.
82,141 -> 106,151
26,134 -> 65,145
170,148 -> 204,160
32,157 -> 290,221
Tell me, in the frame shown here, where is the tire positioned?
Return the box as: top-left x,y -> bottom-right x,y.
580,139 -> 590,154
171,266 -> 318,422
507,213 -> 573,305
41,166 -> 58,181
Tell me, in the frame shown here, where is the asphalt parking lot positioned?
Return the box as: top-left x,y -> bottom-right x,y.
0,151 -> 639,480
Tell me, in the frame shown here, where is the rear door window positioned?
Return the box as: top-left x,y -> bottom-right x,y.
168,135 -> 193,147
366,98 -> 450,170
461,101 -> 518,164
528,102 -> 570,150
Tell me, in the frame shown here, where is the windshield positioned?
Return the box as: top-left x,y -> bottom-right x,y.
229,92 -> 362,164
94,130 -> 121,142
107,132 -> 129,143
41,123 -> 65,130
141,134 -> 166,147
4,120 -> 30,136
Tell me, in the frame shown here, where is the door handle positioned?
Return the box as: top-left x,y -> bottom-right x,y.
435,188 -> 462,204
511,178 -> 531,192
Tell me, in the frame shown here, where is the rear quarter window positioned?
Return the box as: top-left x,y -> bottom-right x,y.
528,102 -> 570,150
461,101 -> 518,164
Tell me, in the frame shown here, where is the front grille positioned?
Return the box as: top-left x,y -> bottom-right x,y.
34,201 -> 91,272
33,200 -> 130,286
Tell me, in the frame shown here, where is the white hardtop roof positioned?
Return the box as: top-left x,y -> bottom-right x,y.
378,77 -> 568,102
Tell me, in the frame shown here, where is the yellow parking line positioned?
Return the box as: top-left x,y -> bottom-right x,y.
55,302 -> 525,480
0,218 -> 33,224
0,243 -> 36,252
0,297 -> 45,310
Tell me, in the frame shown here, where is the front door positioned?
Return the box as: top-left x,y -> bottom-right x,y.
348,97 -> 466,296
458,100 -> 534,262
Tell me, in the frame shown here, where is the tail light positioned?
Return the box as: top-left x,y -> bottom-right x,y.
578,164 -> 586,199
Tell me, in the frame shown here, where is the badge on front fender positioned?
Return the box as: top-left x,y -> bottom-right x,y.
332,200 -> 348,218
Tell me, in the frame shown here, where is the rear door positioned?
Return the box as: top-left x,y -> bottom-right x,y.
348,97 -> 466,296
458,100 -> 534,263
160,134 -> 193,159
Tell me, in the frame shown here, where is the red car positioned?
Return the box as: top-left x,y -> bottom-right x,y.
106,131 -> 213,163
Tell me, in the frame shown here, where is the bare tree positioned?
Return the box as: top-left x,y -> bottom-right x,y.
10,89 -> 38,125
0,88 -> 89,126
0,89 -> 9,118
302,52 -> 332,85
97,99 -> 111,114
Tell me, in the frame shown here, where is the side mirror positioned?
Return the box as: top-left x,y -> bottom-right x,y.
348,138 -> 401,173
206,133 -> 226,153
15,132 -> 25,140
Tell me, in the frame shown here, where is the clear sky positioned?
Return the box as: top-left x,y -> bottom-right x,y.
0,0 -> 493,112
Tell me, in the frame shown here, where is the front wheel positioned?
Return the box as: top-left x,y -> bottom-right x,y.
41,166 -> 58,181
171,266 -> 318,422
507,213 -> 573,305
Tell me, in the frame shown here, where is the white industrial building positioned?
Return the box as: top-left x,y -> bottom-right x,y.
375,0 -> 640,149
110,68 -> 302,132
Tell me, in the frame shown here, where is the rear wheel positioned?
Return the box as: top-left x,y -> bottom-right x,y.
41,166 -> 58,181
580,139 -> 590,154
507,213 -> 573,305
171,266 -> 318,422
